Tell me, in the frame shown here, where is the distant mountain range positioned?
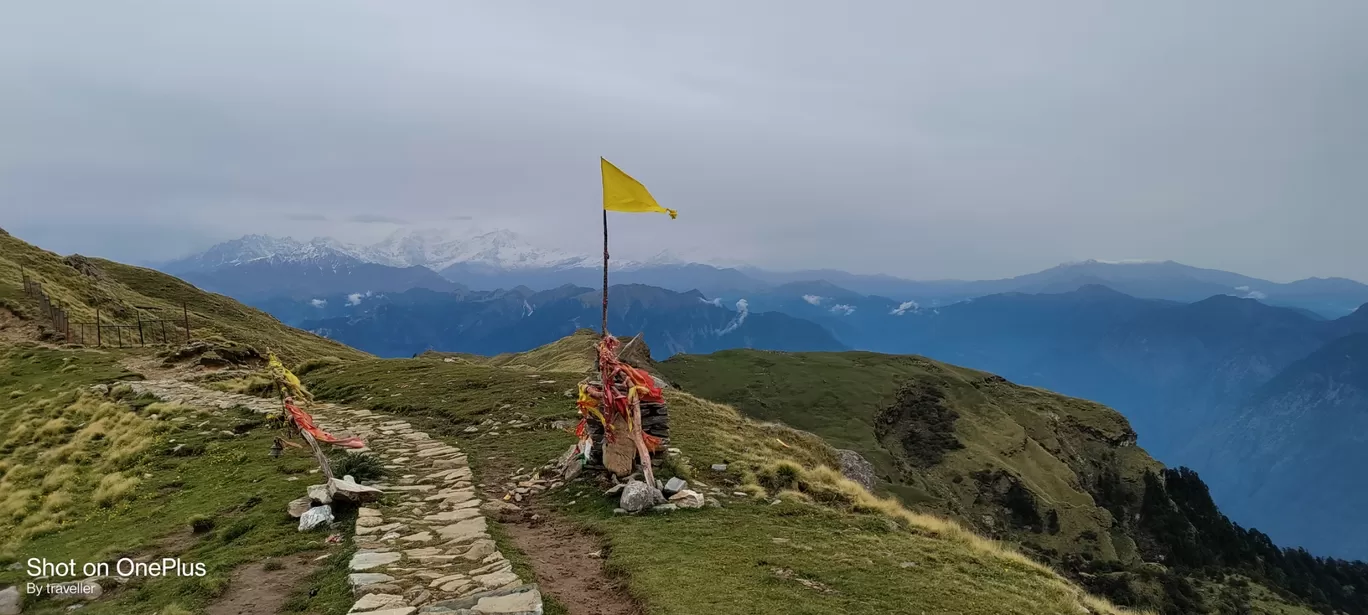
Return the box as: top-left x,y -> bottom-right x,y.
279,284 -> 845,359
162,229 -> 1368,317
160,229 -> 1368,557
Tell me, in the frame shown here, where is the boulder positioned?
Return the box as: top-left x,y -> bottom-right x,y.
0,586 -> 20,615
668,489 -> 705,509
835,449 -> 876,491
298,505 -> 334,531
619,480 -> 666,513
710,463 -> 729,472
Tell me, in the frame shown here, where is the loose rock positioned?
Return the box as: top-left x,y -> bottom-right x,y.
298,505 -> 334,531
663,477 -> 688,496
669,489 -> 705,509
0,586 -> 20,615
618,480 -> 666,513
287,496 -> 314,518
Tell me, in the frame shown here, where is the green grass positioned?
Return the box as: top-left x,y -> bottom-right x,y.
0,232 -> 367,365
303,352 -> 1140,615
658,350 -> 1161,565
0,343 -> 355,615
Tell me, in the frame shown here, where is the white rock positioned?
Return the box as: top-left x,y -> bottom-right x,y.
299,505 -> 334,531
0,586 -> 20,615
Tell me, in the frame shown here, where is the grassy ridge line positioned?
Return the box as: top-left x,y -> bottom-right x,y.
0,232 -> 366,365
302,354 -> 1144,614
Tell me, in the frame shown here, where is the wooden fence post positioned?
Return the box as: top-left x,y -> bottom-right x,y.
137,312 -> 145,346
183,303 -> 190,343
96,310 -> 101,346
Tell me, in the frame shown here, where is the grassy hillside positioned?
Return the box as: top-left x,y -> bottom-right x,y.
0,231 -> 366,365
658,349 -> 1335,615
0,344 -> 354,615
301,350 -> 1140,615
659,350 -> 1157,561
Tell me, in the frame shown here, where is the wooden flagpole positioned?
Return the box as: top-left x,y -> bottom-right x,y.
602,208 -> 609,336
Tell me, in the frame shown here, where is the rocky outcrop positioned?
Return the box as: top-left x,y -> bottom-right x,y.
835,449 -> 876,491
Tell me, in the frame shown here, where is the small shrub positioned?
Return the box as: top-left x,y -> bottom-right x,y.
262,558 -> 285,571
93,472 -> 139,507
220,519 -> 255,543
757,461 -> 803,493
333,452 -> 387,483
188,515 -> 215,533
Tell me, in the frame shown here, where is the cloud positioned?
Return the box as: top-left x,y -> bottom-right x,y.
829,304 -> 856,316
1,3 -> 1364,283
348,214 -> 408,224
309,298 -> 327,308
346,291 -> 372,306
890,300 -> 919,316
717,298 -> 749,335
447,215 -> 474,221
802,294 -> 824,306
287,213 -> 330,221
700,296 -> 723,307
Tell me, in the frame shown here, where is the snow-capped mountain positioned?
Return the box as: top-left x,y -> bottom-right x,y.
348,228 -> 595,271
160,234 -> 361,274
164,228 -> 599,275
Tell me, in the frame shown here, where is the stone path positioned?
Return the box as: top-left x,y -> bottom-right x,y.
125,380 -> 544,615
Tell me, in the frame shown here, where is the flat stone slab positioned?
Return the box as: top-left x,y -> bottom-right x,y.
436,517 -> 488,543
473,588 -> 543,614
348,573 -> 396,587
349,592 -> 407,612
353,608 -> 415,615
349,551 -> 402,571
424,508 -> 482,523
473,570 -> 520,589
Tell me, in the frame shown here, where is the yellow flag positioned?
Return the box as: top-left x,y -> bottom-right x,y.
601,158 -> 677,219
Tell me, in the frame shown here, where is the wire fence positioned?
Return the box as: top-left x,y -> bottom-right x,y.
20,267 -> 192,347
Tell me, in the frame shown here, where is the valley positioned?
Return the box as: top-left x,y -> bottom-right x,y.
2,228 -> 1365,615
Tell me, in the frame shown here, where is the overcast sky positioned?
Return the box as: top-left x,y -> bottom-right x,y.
2,1 -> 1364,282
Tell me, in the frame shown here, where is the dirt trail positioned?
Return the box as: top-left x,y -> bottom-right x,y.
502,511 -> 641,615
204,554 -> 320,615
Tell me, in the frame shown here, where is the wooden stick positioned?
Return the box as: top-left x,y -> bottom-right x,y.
601,208 -> 609,336
630,397 -> 655,487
